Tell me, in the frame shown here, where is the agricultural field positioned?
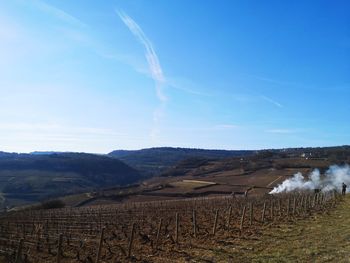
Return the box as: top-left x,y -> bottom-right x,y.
1,147 -> 347,210
0,190 -> 340,262
1,0 -> 349,261
0,147 -> 348,262
58,163 -> 312,207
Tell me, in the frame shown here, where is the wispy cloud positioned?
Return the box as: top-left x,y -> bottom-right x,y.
260,95 -> 283,108
117,10 -> 166,102
0,2 -> 89,68
117,10 -> 167,141
246,74 -> 300,87
169,83 -> 210,96
265,129 -> 297,134
214,124 -> 239,130
167,77 -> 211,97
30,0 -> 86,28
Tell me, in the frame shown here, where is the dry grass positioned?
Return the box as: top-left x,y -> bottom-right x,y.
172,195 -> 350,263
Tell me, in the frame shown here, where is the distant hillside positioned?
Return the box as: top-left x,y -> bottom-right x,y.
0,152 -> 17,158
29,151 -> 63,155
0,153 -> 142,209
162,146 -> 350,178
109,147 -> 256,175
2,145 -> 349,210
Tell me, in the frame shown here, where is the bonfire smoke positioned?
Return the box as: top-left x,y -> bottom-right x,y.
270,165 -> 350,194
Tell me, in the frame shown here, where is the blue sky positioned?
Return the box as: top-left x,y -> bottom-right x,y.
0,0 -> 349,153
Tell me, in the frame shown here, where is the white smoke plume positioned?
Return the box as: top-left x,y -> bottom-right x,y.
270,165 -> 350,194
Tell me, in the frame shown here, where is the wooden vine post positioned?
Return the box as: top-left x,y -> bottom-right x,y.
192,210 -> 197,238
313,194 -> 317,208
57,234 -> 63,263
95,227 -> 105,263
308,195 -> 312,209
240,206 -> 246,232
292,197 -> 296,215
22,224 -> 25,239
212,209 -> 219,235
156,218 -> 163,247
15,238 -> 24,263
249,203 -> 253,225
261,202 -> 266,222
47,235 -> 51,254
227,206 -> 232,229
300,196 -> 304,212
278,199 -> 281,217
175,213 -> 179,243
127,223 -> 135,258
270,200 -> 274,220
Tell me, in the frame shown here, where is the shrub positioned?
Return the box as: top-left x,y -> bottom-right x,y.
40,199 -> 65,209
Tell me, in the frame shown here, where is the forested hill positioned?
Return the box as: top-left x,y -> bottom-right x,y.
108,147 -> 256,175
0,153 -> 142,209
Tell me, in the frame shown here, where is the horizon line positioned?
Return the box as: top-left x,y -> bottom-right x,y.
2,144 -> 349,155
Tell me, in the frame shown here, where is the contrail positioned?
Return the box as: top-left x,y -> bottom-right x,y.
117,11 -> 167,141
117,10 -> 167,103
32,0 -> 86,28
261,95 -> 283,108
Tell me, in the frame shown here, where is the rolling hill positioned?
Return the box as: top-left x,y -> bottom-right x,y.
108,147 -> 255,176
0,153 -> 142,209
2,145 -> 350,210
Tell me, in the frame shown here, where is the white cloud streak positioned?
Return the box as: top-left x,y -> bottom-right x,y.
261,95 -> 283,108
117,11 -> 167,141
30,0 -> 86,28
214,124 -> 239,130
265,129 -> 297,134
247,74 -> 301,88
167,78 -> 211,97
117,11 -> 166,103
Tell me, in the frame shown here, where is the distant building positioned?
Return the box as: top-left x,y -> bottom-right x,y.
301,152 -> 312,158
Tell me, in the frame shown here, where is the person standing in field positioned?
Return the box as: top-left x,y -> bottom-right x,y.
342,182 -> 347,195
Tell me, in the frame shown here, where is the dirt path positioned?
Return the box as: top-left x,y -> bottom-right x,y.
180,195 -> 350,263
266,176 -> 283,188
